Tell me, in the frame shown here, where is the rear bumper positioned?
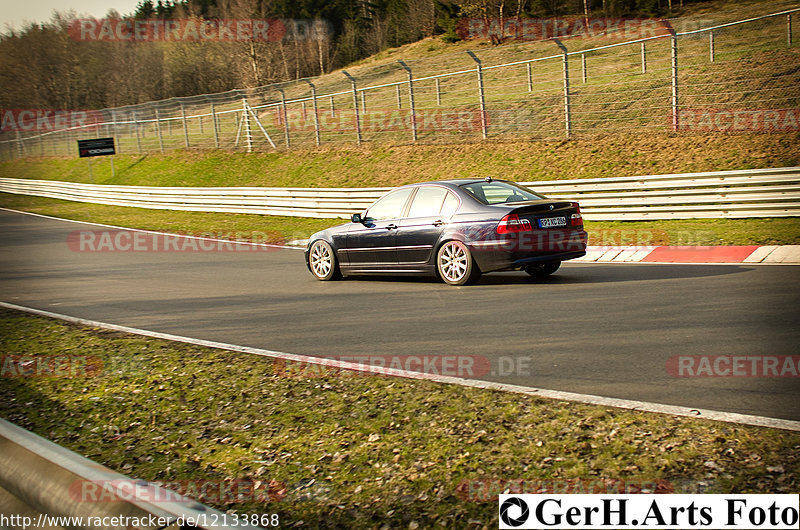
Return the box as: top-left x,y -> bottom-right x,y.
467,229 -> 587,272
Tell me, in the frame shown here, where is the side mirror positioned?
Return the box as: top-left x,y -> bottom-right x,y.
351,213 -> 363,224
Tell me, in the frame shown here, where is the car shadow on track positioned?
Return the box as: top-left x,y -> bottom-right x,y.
340,264 -> 754,286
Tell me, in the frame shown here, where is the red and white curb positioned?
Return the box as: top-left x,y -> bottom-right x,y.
577,245 -> 800,264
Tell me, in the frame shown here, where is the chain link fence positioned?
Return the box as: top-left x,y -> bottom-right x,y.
1,8 -> 798,160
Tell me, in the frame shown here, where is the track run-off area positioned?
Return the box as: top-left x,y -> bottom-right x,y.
1,209 -> 798,426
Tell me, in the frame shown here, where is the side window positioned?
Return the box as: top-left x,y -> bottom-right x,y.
366,188 -> 413,221
440,192 -> 460,217
407,186 -> 448,218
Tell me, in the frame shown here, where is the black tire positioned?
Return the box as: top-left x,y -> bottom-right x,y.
524,261 -> 561,277
308,240 -> 341,281
436,240 -> 481,286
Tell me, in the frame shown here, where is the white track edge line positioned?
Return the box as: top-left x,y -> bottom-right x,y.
2,301 -> 798,432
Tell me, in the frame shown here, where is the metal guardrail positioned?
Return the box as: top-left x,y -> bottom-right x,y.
0,418 -> 263,530
0,167 -> 798,220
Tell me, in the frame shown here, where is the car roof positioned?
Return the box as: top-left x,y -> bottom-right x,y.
403,178 -> 512,187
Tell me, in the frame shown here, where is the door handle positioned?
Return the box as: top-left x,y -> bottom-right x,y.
433,219 -> 445,227
386,224 -> 398,230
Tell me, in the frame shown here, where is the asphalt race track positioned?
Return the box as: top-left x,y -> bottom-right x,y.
1,209 -> 799,422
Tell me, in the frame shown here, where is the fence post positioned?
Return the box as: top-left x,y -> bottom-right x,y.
671,33 -> 679,131
553,39 -> 571,138
581,53 -> 587,83
277,88 -> 291,149
302,79 -> 321,147
709,31 -> 715,62
396,84 -> 402,109
211,103 -> 219,148
435,78 -> 442,105
465,51 -> 487,140
133,112 -> 141,153
361,91 -> 367,113
180,103 -> 190,148
329,96 -> 335,118
641,42 -> 647,74
526,63 -> 533,92
788,14 -> 793,47
112,111 -> 120,154
398,60 -> 417,142
342,71 -> 362,146
241,98 -> 252,153
155,110 -> 164,153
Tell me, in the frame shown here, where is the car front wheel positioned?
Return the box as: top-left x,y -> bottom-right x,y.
437,240 -> 481,286
524,261 -> 561,277
308,240 -> 341,281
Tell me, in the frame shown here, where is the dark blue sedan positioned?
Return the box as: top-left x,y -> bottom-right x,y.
305,178 -> 587,285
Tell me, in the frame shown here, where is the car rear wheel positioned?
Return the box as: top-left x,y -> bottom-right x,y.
308,240 -> 341,281
524,261 -> 561,277
437,240 -> 481,286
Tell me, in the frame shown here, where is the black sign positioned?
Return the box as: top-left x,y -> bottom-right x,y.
78,137 -> 115,158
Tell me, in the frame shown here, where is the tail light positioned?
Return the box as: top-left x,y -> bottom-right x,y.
497,213 -> 532,234
570,202 -> 583,227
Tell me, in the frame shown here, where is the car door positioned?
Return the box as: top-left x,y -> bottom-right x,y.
395,186 -> 460,267
343,187 -> 414,269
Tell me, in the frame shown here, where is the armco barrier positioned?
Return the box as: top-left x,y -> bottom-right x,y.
0,167 -> 798,220
0,418 -> 263,530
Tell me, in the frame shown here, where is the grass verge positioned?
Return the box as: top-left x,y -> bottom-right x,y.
2,193 -> 799,246
1,308 -> 798,527
2,135 -> 799,187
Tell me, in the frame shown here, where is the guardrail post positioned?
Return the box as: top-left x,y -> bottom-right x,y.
709,31 -> 715,62
553,39 -> 571,138
465,51 -> 488,140
180,103 -> 190,148
211,103 -> 220,148
398,60 -> 417,142
302,79 -> 321,146
641,42 -> 647,74
671,33 -> 679,131
155,110 -> 164,153
342,71 -> 362,146
277,88 -> 291,149
788,14 -> 793,46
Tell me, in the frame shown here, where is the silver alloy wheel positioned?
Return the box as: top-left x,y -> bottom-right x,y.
309,240 -> 338,280
437,240 -> 478,285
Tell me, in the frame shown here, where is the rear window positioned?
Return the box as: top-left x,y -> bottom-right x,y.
460,181 -> 544,205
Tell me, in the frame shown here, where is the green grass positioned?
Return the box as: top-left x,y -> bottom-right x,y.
3,193 -> 800,246
2,133 -> 799,187
1,308 -> 798,527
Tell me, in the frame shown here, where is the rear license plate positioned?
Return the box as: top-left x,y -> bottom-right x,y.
538,217 -> 567,228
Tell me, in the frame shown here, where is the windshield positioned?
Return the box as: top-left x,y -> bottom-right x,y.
460,181 -> 545,205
